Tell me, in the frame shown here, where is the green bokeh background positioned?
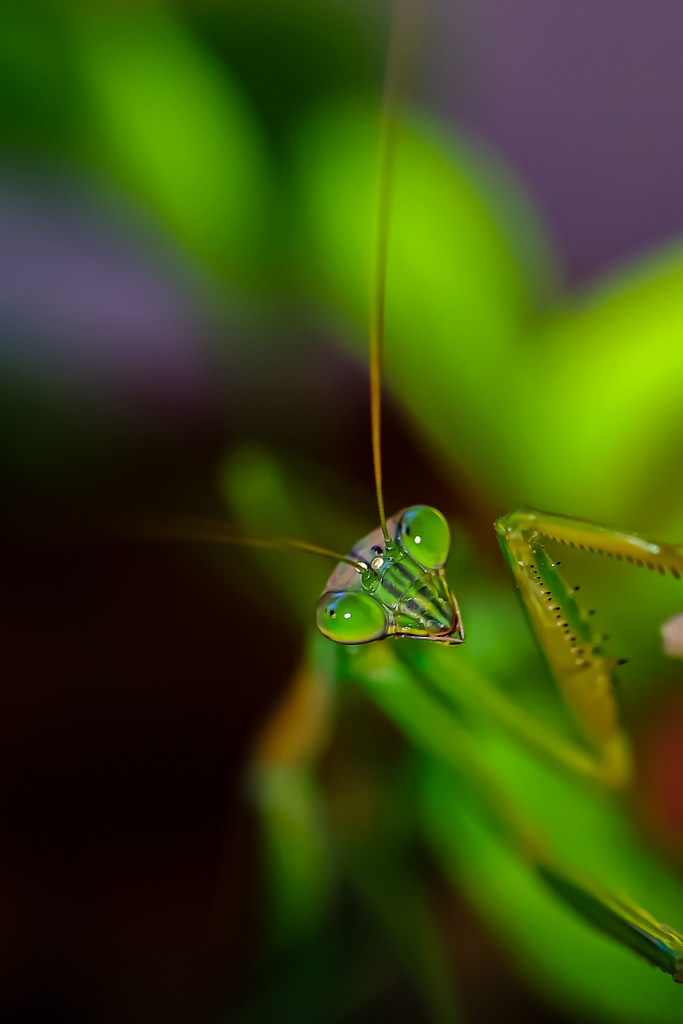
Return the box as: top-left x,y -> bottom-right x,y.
2,2 -> 683,1022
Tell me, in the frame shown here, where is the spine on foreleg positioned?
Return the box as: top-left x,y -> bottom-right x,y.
495,509 -> 631,787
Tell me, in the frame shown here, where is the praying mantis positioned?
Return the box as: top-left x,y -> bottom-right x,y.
141,2 -> 683,1019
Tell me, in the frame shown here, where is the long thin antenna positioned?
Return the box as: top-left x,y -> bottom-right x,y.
369,0 -> 423,540
131,515 -> 367,571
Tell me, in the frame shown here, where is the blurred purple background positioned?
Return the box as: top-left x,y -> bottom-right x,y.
430,0 -> 683,284
0,169 -> 217,414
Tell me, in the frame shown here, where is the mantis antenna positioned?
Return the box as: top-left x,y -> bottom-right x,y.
131,1 -> 425,580
131,515 -> 367,571
369,0 -> 423,540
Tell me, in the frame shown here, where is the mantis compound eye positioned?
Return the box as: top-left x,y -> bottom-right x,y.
316,591 -> 388,644
400,506 -> 451,568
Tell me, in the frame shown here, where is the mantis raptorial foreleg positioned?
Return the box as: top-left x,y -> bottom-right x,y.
496,508 -> 683,789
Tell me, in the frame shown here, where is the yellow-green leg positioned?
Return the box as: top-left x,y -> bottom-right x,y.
495,508 -> 683,788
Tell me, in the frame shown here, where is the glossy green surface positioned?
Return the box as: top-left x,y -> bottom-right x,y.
316,590 -> 388,644
400,506 -> 451,568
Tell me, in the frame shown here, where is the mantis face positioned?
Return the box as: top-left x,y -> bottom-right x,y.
316,505 -> 464,645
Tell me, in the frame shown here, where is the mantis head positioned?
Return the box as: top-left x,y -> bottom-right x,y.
316,505 -> 465,646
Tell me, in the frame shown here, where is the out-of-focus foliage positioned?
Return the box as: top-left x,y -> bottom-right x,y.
292,102 -> 553,500
222,444 -> 683,1022
3,2 -> 683,1022
70,3 -> 272,279
224,80 -> 683,1014
293,100 -> 683,538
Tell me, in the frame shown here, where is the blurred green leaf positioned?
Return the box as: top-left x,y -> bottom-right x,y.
515,247 -> 683,533
0,0 -> 80,145
256,763 -> 333,951
342,840 -> 463,1024
221,445 -> 325,624
293,100 -> 555,501
252,635 -> 337,952
185,0 -> 377,152
69,1 -> 271,279
293,102 -> 683,547
220,444 -> 374,626
422,736 -> 683,1021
